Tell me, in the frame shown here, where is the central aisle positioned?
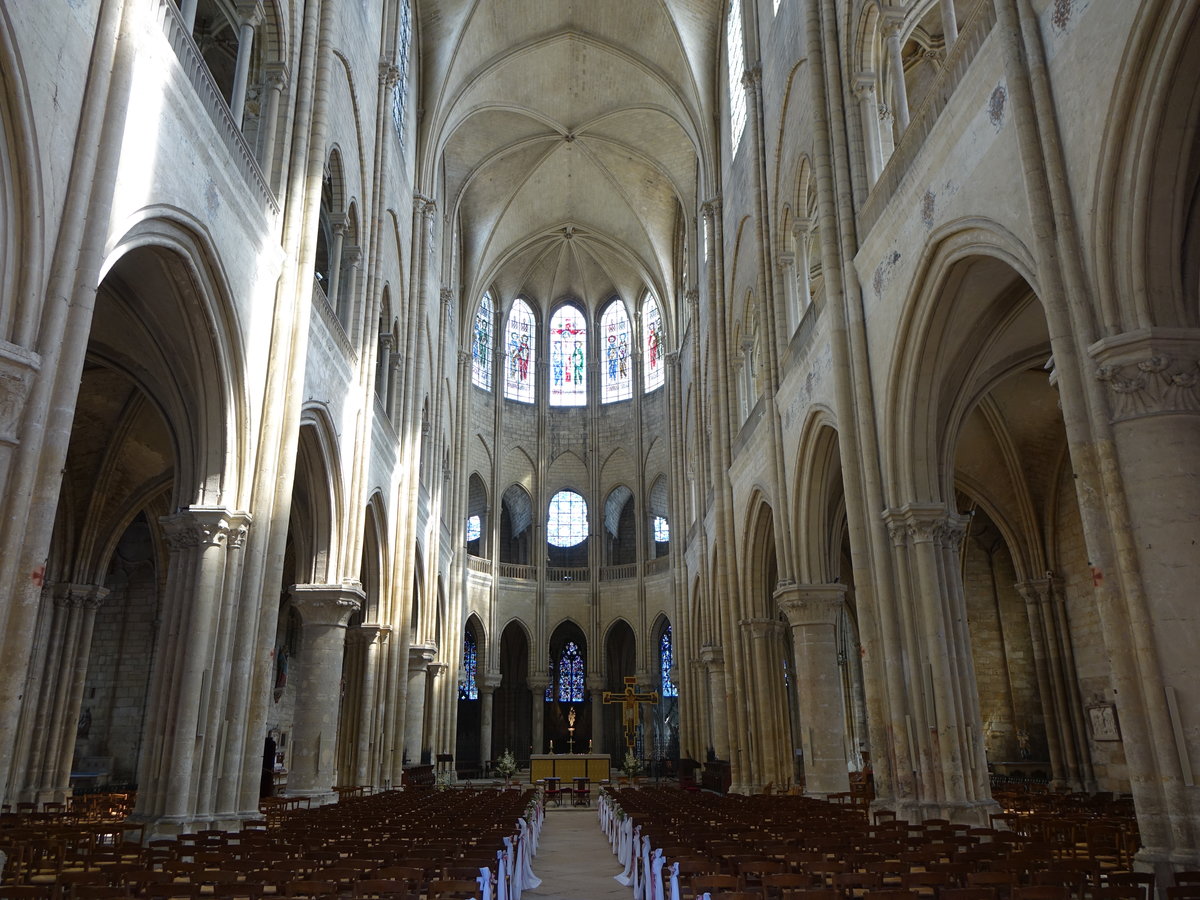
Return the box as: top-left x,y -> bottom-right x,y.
525,807 -> 632,899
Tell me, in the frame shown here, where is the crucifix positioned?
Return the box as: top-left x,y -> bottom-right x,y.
602,676 -> 659,751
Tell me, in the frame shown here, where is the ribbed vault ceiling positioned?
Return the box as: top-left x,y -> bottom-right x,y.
418,0 -> 719,325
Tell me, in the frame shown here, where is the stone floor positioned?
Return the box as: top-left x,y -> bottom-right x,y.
525,804 -> 632,899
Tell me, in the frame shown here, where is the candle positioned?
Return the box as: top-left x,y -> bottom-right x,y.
589,739 -> 593,752
550,740 -> 554,753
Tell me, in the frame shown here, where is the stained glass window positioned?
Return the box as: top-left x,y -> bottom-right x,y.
653,516 -> 670,543
549,305 -> 587,406
472,293 -> 493,390
554,641 -> 585,702
600,301 -> 632,403
460,629 -> 478,700
466,515 -> 481,542
547,490 -> 588,547
661,626 -> 678,698
392,0 -> 412,148
504,298 -> 536,403
727,0 -> 746,155
643,295 -> 665,393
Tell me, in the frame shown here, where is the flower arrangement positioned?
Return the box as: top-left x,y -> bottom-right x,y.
494,748 -> 518,782
621,749 -> 643,778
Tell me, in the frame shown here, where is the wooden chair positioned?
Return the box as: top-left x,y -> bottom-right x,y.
1177,875 -> 1200,887
0,888 -> 55,899
901,871 -> 953,897
940,890 -> 997,900
139,886 -> 199,899
283,881 -> 339,899
763,873 -> 823,898
353,879 -> 414,899
426,878 -> 480,899
1091,887 -> 1146,900
1011,887 -> 1071,900
693,874 -> 742,896
1166,889 -> 1200,900
352,883 -> 415,900
863,892 -> 922,900
836,872 -> 883,898
207,884 -> 264,900
967,871 -> 1017,900
1103,871 -> 1153,900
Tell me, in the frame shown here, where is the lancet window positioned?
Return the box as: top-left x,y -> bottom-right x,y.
553,641 -> 585,702
460,628 -> 478,700
505,298 -> 536,403
643,295 -> 665,393
661,625 -> 678,698
727,0 -> 747,155
549,305 -> 587,406
472,292 -> 493,390
600,301 -> 632,403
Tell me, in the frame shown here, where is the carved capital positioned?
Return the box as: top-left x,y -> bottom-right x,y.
264,61 -> 290,92
52,583 -> 109,610
880,11 -> 906,40
526,674 -> 551,691
343,245 -> 363,268
741,65 -> 762,92
480,673 -> 503,692
776,582 -> 847,628
741,616 -> 783,639
853,73 -> 878,102
777,251 -> 795,271
161,507 -> 239,551
347,624 -> 382,646
700,197 -> 722,219
1090,329 -> 1200,422
428,661 -> 450,678
288,584 -> 364,627
379,61 -> 401,88
685,288 -> 700,310
699,643 -> 724,667
234,0 -> 265,28
881,504 -> 962,547
408,643 -> 437,671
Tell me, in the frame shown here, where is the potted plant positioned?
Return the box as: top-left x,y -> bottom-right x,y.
494,748 -> 518,787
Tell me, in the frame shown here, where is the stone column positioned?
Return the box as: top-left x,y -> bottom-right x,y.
777,584 -> 851,796
699,645 -> 728,759
342,245 -> 364,343
479,675 -> 500,768
352,625 -> 382,786
285,585 -> 362,803
528,675 -> 550,757
884,506 -> 995,822
882,14 -> 911,131
741,617 -> 788,790
854,75 -> 884,184
403,645 -> 435,765
18,584 -> 107,804
793,217 -> 813,314
229,2 -> 264,128
132,511 -> 247,830
587,676 -> 605,753
325,219 -> 346,308
427,661 -> 450,767
179,0 -> 199,33
258,63 -> 288,184
939,0 -> 958,47
1092,332 -> 1200,857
